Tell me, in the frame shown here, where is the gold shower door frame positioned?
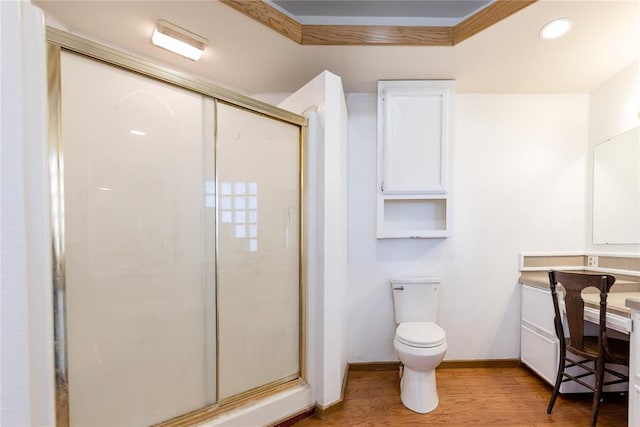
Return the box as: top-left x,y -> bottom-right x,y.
46,28 -> 307,427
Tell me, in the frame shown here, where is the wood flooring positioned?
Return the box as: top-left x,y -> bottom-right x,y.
295,367 -> 628,426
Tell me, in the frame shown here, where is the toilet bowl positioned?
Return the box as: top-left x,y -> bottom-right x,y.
391,278 -> 447,414
394,321 -> 447,413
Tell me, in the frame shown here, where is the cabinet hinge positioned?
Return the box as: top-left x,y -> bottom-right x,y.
381,182 -> 384,192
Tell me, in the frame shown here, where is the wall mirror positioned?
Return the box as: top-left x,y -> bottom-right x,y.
593,125 -> 640,244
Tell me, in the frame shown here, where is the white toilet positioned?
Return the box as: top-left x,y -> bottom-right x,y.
391,277 -> 447,414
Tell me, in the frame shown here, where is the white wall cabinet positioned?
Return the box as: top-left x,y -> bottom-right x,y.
520,284 -> 628,394
377,80 -> 454,239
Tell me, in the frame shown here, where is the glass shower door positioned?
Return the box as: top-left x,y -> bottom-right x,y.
216,102 -> 301,401
56,46 -> 303,427
61,51 -> 216,426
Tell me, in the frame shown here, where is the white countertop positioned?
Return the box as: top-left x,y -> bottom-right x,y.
626,295 -> 640,311
520,271 -> 640,319
582,292 -> 640,317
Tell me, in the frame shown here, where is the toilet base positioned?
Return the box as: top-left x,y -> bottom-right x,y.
400,366 -> 439,414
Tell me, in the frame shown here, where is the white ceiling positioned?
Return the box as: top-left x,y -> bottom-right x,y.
34,0 -> 639,95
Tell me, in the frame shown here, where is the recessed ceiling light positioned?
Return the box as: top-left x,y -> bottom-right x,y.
539,18 -> 573,40
152,19 -> 207,61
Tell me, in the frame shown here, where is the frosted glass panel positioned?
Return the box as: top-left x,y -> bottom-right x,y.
61,52 -> 215,426
216,102 -> 300,400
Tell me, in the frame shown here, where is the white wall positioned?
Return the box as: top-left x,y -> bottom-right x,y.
347,93 -> 588,362
278,71 -> 349,408
586,59 -> 640,253
1,1 -> 55,425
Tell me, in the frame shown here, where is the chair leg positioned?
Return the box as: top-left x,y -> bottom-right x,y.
590,358 -> 605,427
547,354 -> 565,414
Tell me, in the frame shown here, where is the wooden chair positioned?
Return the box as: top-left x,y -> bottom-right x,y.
546,270 -> 629,427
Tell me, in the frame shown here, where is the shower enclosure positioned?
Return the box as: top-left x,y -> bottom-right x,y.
48,29 -> 305,426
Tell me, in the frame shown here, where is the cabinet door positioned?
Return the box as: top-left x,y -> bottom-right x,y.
378,81 -> 453,194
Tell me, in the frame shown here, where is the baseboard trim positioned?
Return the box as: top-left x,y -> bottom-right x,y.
440,359 -> 521,368
348,362 -> 400,371
348,359 -> 522,371
314,364 -> 350,419
269,406 -> 315,427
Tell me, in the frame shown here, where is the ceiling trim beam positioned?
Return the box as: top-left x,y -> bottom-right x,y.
220,0 -> 302,44
453,0 -> 537,45
302,25 -> 452,46
220,0 -> 536,47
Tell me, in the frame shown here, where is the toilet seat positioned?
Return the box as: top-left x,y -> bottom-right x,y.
396,322 -> 446,348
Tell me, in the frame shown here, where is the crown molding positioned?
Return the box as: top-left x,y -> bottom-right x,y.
220,0 -> 302,43
453,0 -> 536,45
220,0 -> 536,46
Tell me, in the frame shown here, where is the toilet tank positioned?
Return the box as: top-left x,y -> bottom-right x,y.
391,278 -> 441,323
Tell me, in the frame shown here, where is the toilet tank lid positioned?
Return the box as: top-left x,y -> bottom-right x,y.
390,277 -> 442,285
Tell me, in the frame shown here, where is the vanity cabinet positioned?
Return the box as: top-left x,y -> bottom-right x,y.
521,283 -> 628,393
376,80 -> 454,238
521,284 -> 559,384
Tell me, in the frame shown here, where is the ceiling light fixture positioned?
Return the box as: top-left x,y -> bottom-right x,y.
539,18 -> 573,40
152,19 -> 207,61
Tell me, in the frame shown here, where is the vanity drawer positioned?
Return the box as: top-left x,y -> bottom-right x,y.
521,324 -> 558,385
522,284 -> 555,336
